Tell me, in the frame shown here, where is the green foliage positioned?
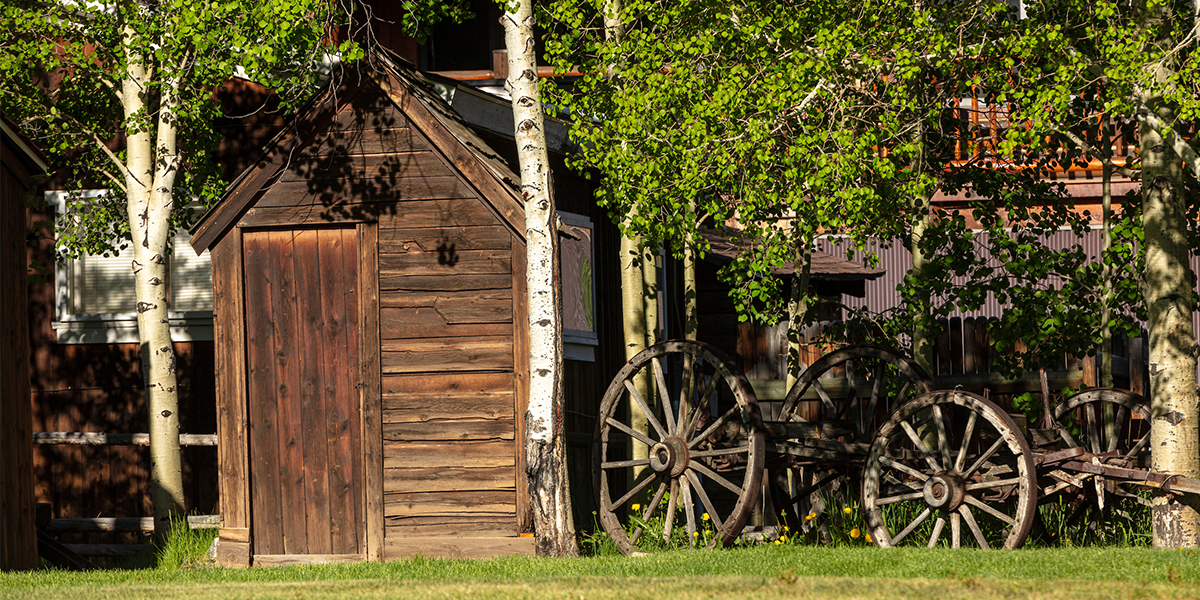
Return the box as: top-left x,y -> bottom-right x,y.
0,0 -> 466,255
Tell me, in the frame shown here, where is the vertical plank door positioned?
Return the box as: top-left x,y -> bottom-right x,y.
244,227 -> 363,557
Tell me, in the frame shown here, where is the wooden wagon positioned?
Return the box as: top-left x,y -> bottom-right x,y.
592,339 -> 1186,552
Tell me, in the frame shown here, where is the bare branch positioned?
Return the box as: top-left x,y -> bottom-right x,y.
1054,128 -> 1139,179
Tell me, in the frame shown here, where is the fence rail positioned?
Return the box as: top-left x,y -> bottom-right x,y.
32,432 -> 217,446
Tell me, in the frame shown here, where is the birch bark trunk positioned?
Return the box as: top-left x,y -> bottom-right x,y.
1139,101 -> 1200,548
120,34 -> 184,539
503,0 -> 579,557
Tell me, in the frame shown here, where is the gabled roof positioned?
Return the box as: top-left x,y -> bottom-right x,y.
190,51 -> 526,254
1,112 -> 50,175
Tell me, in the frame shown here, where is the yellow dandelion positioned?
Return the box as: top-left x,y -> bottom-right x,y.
783,525 -> 790,532
865,532 -> 873,543
694,531 -> 699,537
780,535 -> 788,543
774,540 -> 782,545
632,503 -> 641,512
850,528 -> 861,539
843,507 -> 853,515
702,513 -> 710,522
804,512 -> 816,521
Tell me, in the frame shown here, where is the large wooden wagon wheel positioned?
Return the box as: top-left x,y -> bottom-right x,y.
1044,388 -> 1152,537
779,346 -> 935,442
594,340 -> 766,554
862,390 -> 1037,549
770,346 -> 935,527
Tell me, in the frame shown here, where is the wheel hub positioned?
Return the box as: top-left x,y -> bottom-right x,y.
923,471 -> 966,510
649,437 -> 690,477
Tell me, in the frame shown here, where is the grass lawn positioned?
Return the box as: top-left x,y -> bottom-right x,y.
3,546 -> 1200,599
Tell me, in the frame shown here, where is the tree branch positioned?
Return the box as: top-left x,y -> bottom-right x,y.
1054,127 -> 1139,179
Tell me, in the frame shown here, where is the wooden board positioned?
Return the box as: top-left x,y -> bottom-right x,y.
380,226 -> 511,252
280,151 -> 455,182
254,554 -> 362,566
269,230 -> 307,555
300,126 -> 431,157
383,537 -> 533,560
381,337 -> 513,373
383,467 -> 514,494
380,307 -> 511,339
383,390 -> 514,422
239,198 -> 501,230
243,231 -> 284,555
379,273 -> 512,293
358,223 -> 384,562
382,420 -> 514,442
511,235 -> 532,533
383,537 -> 534,560
384,515 -> 518,538
382,441 -> 515,469
383,490 -> 516,517
215,539 -> 251,568
254,177 -> 476,208
379,248 -> 511,276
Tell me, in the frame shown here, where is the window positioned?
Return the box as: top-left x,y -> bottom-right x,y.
559,211 -> 597,361
48,190 -> 214,344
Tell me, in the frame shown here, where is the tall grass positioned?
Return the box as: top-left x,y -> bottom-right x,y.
154,518 -> 218,569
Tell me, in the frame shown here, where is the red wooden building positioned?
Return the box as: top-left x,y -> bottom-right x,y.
2,112 -> 47,571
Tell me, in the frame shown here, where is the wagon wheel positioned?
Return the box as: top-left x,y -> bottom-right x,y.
779,346 -> 935,443
771,346 -> 934,527
594,340 -> 766,555
862,390 -> 1037,549
1044,388 -> 1151,537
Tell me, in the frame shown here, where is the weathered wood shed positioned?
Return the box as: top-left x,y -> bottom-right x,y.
190,57 -> 546,565
2,113 -> 47,571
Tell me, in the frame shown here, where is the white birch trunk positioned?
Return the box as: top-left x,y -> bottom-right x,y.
121,34 -> 184,539
503,0 -> 579,557
1139,105 -> 1200,548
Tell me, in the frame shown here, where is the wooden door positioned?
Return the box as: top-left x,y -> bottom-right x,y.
244,227 -> 363,557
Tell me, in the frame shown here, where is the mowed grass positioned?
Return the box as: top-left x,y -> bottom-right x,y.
4,546 -> 1200,599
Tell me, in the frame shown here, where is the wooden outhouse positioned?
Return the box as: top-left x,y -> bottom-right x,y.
190,57 -> 545,565
2,113 -> 47,571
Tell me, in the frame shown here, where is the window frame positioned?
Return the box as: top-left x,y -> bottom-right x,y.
47,190 -> 214,344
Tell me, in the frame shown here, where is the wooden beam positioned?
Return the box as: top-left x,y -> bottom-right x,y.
358,222 -> 384,563
383,536 -> 534,560
31,432 -> 216,446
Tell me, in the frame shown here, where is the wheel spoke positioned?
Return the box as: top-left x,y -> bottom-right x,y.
863,365 -> 885,437
606,417 -> 656,447
891,506 -> 932,545
1085,402 -> 1101,455
602,458 -> 652,469
927,515 -> 946,548
624,380 -> 669,440
689,460 -> 744,496
689,404 -> 741,450
963,494 -> 1017,526
900,421 -> 942,472
1127,430 -> 1151,462
1110,406 -> 1129,453
813,379 -> 837,415
963,436 -> 1006,478
878,455 -> 930,482
685,376 -> 718,439
651,357 -> 678,436
661,479 -> 678,543
684,469 -> 724,531
677,356 -> 695,435
954,410 -> 978,472
631,481 -> 669,545
958,505 -> 990,548
932,405 -> 952,470
691,445 -> 749,459
612,471 -> 658,510
682,477 -> 697,547
951,512 -> 961,547
876,490 -> 926,505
